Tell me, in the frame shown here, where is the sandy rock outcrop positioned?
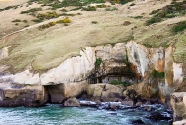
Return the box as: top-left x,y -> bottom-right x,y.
63,97 -> 80,107
0,83 -> 48,107
170,92 -> 186,122
0,46 -> 9,60
87,83 -> 125,102
41,47 -> 95,85
46,81 -> 88,103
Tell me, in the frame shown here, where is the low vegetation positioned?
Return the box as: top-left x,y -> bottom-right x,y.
105,7 -> 118,11
12,19 -> 21,22
110,80 -> 130,87
172,21 -> 186,33
146,1 -> 186,25
152,70 -> 165,78
95,58 -> 102,68
37,11 -> 60,20
39,17 -> 71,30
20,8 -> 42,14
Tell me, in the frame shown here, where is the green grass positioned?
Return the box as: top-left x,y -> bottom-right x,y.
152,70 -> 165,78
20,8 -> 42,14
146,1 -> 186,25
172,21 -> 186,33
95,58 -> 102,68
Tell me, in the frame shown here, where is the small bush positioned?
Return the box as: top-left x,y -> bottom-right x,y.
123,21 -> 131,26
172,21 -> 186,33
91,21 -> 98,24
147,1 -> 186,25
60,8 -> 68,12
37,11 -> 60,20
15,23 -> 19,26
82,6 -> 97,11
133,16 -> 143,19
146,17 -> 162,25
39,21 -> 56,30
56,17 -> 71,23
22,20 -> 28,23
12,19 -> 21,22
143,42 -> 153,48
62,17 -> 71,23
130,3 -> 135,6
95,58 -> 102,68
152,70 -> 165,78
105,7 -> 118,11
20,8 -> 42,14
64,23 -> 69,26
24,25 -> 29,28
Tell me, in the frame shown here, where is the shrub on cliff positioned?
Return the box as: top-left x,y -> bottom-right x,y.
152,70 -> 165,78
146,1 -> 186,25
110,80 -> 130,87
172,21 -> 186,33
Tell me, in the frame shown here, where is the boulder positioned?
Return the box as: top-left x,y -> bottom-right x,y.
0,83 -> 48,107
121,100 -> 134,106
173,120 -> 186,125
87,83 -> 124,102
101,84 -> 124,102
63,97 -> 80,107
170,92 -> 186,121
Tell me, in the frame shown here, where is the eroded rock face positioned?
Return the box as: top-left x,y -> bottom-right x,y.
0,83 -> 47,107
46,81 -> 88,103
170,92 -> 186,121
87,83 -> 125,102
0,47 -> 9,60
41,47 -> 96,85
0,41 -> 184,108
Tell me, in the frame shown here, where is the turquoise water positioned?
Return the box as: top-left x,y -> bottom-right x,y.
0,104 -> 172,125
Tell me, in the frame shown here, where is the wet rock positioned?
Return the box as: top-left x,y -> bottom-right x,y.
136,102 -> 143,107
107,112 -> 117,115
143,106 -> 152,112
121,99 -> 134,106
80,100 -> 97,108
131,119 -> 145,125
63,97 -> 80,107
109,102 -> 121,110
146,112 -> 172,121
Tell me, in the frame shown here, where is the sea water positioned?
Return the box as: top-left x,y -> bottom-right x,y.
0,104 -> 172,125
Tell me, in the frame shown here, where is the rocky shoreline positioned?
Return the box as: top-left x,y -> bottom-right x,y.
0,41 -> 185,124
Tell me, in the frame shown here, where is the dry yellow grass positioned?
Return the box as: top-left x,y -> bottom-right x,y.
0,0 -> 185,73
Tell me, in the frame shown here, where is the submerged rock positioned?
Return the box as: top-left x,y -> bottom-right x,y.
146,112 -> 172,121
131,119 -> 145,125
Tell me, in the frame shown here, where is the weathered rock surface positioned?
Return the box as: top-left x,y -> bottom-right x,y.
170,92 -> 186,121
87,83 -> 125,102
63,97 -> 80,107
46,81 -> 87,103
0,83 -> 47,107
0,47 -> 9,60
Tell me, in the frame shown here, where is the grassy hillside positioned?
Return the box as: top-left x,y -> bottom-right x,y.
0,0 -> 185,73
